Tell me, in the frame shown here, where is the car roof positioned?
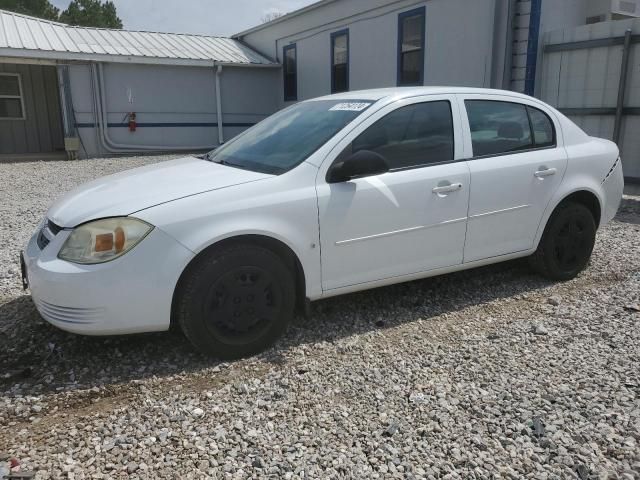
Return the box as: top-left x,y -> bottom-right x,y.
309,87 -> 537,103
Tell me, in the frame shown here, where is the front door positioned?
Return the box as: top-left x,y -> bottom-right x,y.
459,96 -> 568,262
316,96 -> 470,291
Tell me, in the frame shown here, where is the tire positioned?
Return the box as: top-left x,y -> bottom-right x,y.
176,244 -> 296,359
529,202 -> 596,281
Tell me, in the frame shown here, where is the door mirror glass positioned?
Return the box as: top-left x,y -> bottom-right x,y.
327,149 -> 389,183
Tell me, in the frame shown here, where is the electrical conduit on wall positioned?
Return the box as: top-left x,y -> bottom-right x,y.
91,63 -> 221,153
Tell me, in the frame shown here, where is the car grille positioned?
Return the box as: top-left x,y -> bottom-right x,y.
36,219 -> 63,250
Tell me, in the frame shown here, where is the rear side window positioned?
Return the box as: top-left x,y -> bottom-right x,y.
352,101 -> 454,169
465,100 -> 532,157
465,100 -> 556,157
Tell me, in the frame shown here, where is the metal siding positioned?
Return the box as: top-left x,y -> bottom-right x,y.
0,63 -> 63,154
252,0 -> 495,107
540,18 -> 640,178
67,63 -> 279,157
0,9 -> 275,66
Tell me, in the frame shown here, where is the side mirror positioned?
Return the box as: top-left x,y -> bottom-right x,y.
327,150 -> 390,183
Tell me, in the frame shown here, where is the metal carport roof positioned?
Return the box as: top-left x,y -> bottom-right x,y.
0,9 -> 277,67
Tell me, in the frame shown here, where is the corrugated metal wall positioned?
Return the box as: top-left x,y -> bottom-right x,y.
539,18 -> 640,179
0,63 -> 64,154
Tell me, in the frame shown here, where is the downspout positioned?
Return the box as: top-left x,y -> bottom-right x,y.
93,62 -> 217,153
524,0 -> 542,96
215,64 -> 224,145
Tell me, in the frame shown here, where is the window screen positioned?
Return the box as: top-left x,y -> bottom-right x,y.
331,30 -> 349,93
465,100 -> 533,157
283,44 -> 297,101
398,7 -> 425,86
352,101 -> 454,169
0,74 -> 24,120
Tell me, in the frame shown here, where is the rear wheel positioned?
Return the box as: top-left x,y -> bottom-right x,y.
529,202 -> 596,281
176,244 -> 296,359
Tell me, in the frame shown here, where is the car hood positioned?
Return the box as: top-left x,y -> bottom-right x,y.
47,156 -> 272,227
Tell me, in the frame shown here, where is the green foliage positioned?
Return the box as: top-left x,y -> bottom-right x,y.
60,0 -> 122,28
0,0 -> 60,20
0,0 -> 123,28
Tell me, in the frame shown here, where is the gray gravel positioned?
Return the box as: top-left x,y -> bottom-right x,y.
1,155 -> 639,479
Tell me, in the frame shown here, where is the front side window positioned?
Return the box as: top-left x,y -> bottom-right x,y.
283,44 -> 297,101
465,100 -> 534,157
207,99 -> 374,174
0,73 -> 25,120
331,29 -> 349,93
351,101 -> 454,169
398,7 -> 426,86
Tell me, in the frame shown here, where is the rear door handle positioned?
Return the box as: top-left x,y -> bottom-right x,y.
432,183 -> 463,194
534,168 -> 557,178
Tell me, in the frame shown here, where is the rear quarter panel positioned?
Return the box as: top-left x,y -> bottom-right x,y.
534,132 -> 621,246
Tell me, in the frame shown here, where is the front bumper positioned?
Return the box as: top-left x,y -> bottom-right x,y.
23,223 -> 194,336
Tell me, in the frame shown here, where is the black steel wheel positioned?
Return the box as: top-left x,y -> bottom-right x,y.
529,202 -> 596,281
176,244 -> 295,359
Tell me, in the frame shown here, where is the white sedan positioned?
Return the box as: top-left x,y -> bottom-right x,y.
22,87 -> 624,358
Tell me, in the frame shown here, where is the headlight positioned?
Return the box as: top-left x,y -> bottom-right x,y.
58,218 -> 153,264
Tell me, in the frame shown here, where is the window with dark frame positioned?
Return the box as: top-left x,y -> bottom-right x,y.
0,73 -> 25,120
283,44 -> 297,101
397,7 -> 426,87
331,29 -> 349,93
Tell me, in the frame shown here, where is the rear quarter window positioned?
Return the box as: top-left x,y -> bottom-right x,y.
527,106 -> 556,148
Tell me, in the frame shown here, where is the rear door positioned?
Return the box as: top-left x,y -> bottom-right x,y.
458,95 -> 568,262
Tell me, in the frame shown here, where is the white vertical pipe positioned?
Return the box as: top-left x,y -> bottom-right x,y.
215,64 -> 224,145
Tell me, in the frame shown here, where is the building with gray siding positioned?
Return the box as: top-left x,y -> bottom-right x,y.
235,0 -> 638,104
0,9 -> 279,159
0,62 -> 64,155
1,0 -> 639,170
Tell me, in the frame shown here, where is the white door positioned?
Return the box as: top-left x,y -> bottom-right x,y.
458,95 -> 568,262
316,96 -> 470,291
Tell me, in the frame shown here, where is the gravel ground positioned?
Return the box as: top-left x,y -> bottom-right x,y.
0,155 -> 639,479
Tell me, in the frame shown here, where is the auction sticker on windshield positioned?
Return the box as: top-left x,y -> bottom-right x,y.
329,102 -> 372,112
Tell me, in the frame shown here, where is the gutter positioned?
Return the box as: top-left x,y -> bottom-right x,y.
0,49 -> 280,69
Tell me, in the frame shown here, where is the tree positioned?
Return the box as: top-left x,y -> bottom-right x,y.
261,11 -> 285,24
0,0 -> 60,21
59,0 -> 123,29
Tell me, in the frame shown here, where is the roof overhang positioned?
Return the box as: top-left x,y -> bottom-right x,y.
0,49 -> 281,68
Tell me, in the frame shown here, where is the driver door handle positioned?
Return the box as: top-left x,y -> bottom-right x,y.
534,168 -> 557,178
432,183 -> 463,194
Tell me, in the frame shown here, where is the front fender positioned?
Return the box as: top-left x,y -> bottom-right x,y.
136,165 -> 323,300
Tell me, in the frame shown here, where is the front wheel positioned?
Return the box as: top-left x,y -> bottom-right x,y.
176,244 -> 296,359
529,202 -> 596,281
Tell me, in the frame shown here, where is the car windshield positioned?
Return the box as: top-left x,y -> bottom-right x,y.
206,99 -> 375,174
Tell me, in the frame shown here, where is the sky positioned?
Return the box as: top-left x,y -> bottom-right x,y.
50,0 -> 318,36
